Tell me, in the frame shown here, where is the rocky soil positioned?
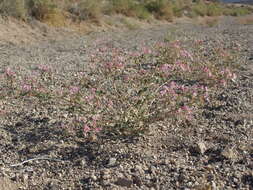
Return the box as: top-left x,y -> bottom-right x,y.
0,16 -> 252,190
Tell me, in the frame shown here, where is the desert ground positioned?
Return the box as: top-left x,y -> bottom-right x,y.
0,15 -> 252,190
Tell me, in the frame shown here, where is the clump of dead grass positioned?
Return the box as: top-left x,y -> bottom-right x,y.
198,16 -> 220,27
236,14 -> 253,25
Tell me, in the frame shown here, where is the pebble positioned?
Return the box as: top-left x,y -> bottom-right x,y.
135,165 -> 145,174
221,148 -> 237,160
107,157 -> 117,167
91,175 -> 97,181
115,177 -> 133,188
101,169 -> 111,180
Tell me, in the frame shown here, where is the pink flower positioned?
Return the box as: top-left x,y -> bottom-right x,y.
195,40 -> 203,44
85,95 -> 94,102
115,63 -> 124,69
117,56 -> 125,63
156,42 -> 166,47
70,86 -> 80,94
207,71 -> 212,78
220,69 -> 225,75
5,67 -> 15,77
203,67 -> 209,73
123,75 -> 130,81
21,84 -> 32,92
139,69 -> 146,75
180,50 -> 193,61
94,127 -> 102,133
180,85 -> 188,92
105,62 -> 113,69
130,52 -> 141,57
160,89 -> 167,96
108,100 -> 114,108
175,60 -> 181,65
182,105 -> 191,112
231,73 -> 237,81
91,88 -> 96,94
168,89 -> 177,97
179,64 -> 187,71
192,91 -> 198,97
177,108 -> 182,114
160,64 -> 170,73
38,65 -> 50,72
168,81 -> 178,89
181,106 -> 193,120
226,69 -> 233,78
220,50 -> 229,57
83,125 -> 91,134
92,114 -> 100,121
220,79 -> 227,87
172,41 -> 181,49
203,67 -> 212,78
204,92 -> 209,102
142,47 -> 152,55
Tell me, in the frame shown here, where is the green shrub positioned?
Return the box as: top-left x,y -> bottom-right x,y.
106,0 -> 150,20
133,5 -> 151,20
229,7 -> 251,16
188,10 -> 198,18
192,1 -> 207,16
206,3 -> 222,16
172,0 -> 186,17
108,0 -> 135,16
43,8 -> 66,27
0,0 -> 27,19
72,0 -> 103,21
26,0 -> 57,20
145,0 -> 173,21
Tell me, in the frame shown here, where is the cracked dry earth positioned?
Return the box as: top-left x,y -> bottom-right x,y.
0,16 -> 253,190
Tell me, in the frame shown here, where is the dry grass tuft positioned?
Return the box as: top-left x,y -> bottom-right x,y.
201,16 -> 220,27
236,14 -> 253,25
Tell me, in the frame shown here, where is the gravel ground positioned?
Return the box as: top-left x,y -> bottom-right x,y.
0,16 -> 253,190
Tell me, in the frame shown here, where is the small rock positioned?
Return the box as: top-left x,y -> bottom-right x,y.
91,175 -> 97,181
135,165 -> 145,174
132,175 -> 142,187
211,181 -> 217,190
21,174 -> 28,183
145,174 -> 152,180
107,158 -> 117,167
221,148 -> 237,160
87,134 -> 97,142
77,159 -> 86,167
196,142 -> 207,154
190,142 -> 207,155
49,181 -> 61,190
150,166 -> 157,174
115,177 -> 133,188
101,169 -> 111,180
162,158 -> 170,165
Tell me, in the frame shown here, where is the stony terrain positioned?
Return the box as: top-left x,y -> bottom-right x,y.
0,16 -> 252,190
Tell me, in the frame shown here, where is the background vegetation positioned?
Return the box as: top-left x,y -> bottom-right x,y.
0,0 -> 252,26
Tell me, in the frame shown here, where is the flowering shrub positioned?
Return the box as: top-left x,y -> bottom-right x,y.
0,38 -> 241,138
